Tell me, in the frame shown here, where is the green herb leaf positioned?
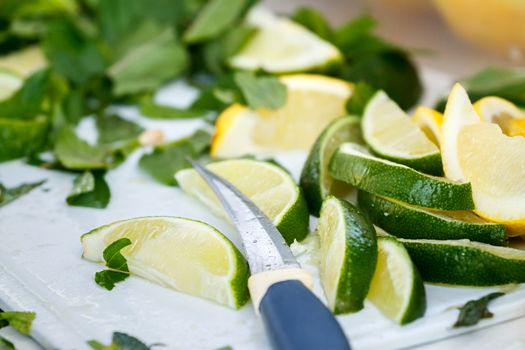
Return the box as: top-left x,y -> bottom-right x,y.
139,129 -> 211,185
215,347 -> 233,350
0,180 -> 45,208
0,312 -> 36,335
94,270 -> 129,291
96,114 -> 143,145
139,100 -> 210,119
0,69 -> 51,119
95,238 -> 131,291
340,51 -> 421,110
290,6 -> 334,42
183,0 -> 250,44
0,336 -> 14,350
0,115 -> 49,162
460,67 -> 525,106
234,72 -> 287,110
345,82 -> 376,116
54,127 -> 110,170
43,19 -> 107,85
66,171 -> 110,209
87,331 -> 155,350
453,292 -> 504,328
107,29 -> 188,96
202,24 -> 256,74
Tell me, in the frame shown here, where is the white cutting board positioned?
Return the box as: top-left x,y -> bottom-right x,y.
2,69 -> 525,350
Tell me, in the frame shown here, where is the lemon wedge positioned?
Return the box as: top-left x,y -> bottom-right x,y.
211,74 -> 352,157
474,96 -> 525,137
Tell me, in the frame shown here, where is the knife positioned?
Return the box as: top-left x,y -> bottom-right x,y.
188,160 -> 351,350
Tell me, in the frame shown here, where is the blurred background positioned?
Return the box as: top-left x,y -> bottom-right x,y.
266,0 -> 523,77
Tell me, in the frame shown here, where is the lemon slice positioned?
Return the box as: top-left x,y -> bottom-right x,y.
211,74 -> 352,157
81,217 -> 249,308
229,6 -> 342,73
412,106 -> 443,147
443,84 -> 525,235
441,83 -> 481,181
362,91 -> 442,175
474,96 -> 525,137
175,159 -> 309,244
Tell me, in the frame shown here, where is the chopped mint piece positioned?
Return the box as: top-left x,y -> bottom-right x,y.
0,311 -> 36,335
95,238 -> 132,291
234,72 -> 287,110
453,292 -> 504,328
0,180 -> 46,208
87,331 -> 159,350
54,127 -> 110,170
66,171 -> 110,209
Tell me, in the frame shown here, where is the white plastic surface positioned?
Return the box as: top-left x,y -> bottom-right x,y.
2,71 -> 525,350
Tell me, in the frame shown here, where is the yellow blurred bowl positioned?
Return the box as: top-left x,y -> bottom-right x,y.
433,0 -> 525,57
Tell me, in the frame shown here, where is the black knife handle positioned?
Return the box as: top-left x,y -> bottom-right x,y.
259,280 -> 352,350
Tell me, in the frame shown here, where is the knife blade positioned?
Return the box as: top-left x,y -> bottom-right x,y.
188,159 -> 351,350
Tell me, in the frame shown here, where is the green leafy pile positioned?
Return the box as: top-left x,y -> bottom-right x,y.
0,310 -> 36,349
0,0 -> 423,208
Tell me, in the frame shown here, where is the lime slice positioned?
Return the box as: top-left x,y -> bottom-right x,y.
412,106 -> 443,147
175,159 -> 309,244
368,236 -> 426,325
400,238 -> 525,286
358,191 -> 506,246
229,6 -> 342,73
300,116 -> 363,216
316,196 -> 377,314
0,68 -> 22,101
0,116 -> 49,162
211,74 -> 352,157
362,91 -> 442,175
329,143 -> 474,210
81,216 -> 249,308
0,46 -> 47,78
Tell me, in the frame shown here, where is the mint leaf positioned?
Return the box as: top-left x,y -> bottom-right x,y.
202,24 -> 256,74
0,115 -> 49,162
107,29 -> 188,96
0,312 -> 36,335
66,171 -> 110,209
95,238 -> 131,291
43,19 -> 107,85
87,331 -> 156,350
139,129 -> 211,185
461,67 -> 525,106
453,292 -> 504,328
0,69 -> 51,119
234,72 -> 287,110
139,99 -> 210,119
290,7 -> 334,42
96,114 -> 143,145
54,127 -> 110,170
95,270 -> 129,291
0,180 -> 45,208
183,0 -> 250,44
345,82 -> 376,116
0,337 -> 14,350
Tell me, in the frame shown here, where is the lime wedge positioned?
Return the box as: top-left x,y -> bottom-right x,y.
362,91 -> 442,175
329,143 -> 474,210
368,236 -> 426,325
300,116 -> 363,216
400,238 -> 525,286
317,196 -> 377,314
81,216 -> 249,308
175,159 -> 309,244
229,6 -> 342,73
358,191 -> 507,246
0,68 -> 22,101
